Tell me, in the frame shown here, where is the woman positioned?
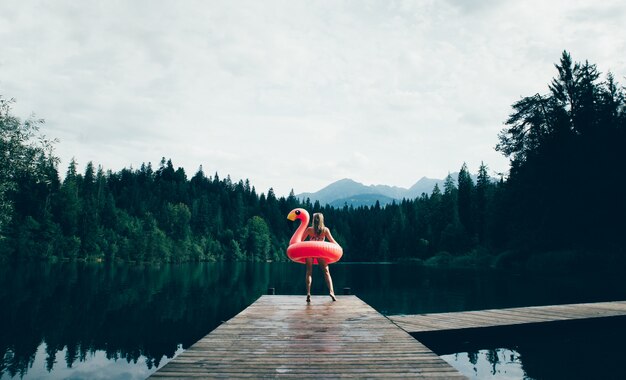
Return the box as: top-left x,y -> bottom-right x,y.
302,212 -> 337,303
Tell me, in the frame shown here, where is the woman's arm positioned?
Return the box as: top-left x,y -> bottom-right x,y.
302,227 -> 312,241
325,227 -> 338,244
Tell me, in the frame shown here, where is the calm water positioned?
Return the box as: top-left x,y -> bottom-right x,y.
1,261 -> 625,379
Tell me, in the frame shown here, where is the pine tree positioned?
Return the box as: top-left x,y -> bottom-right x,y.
457,163 -> 474,236
244,216 -> 271,262
475,162 -> 490,244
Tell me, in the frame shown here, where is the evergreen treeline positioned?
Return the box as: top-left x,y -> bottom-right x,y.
495,51 -> 626,268
1,51 -> 625,268
1,150 -> 302,263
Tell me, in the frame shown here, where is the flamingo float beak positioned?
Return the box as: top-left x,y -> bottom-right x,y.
287,210 -> 297,221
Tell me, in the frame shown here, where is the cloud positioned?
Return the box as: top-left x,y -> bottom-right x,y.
1,0 -> 624,195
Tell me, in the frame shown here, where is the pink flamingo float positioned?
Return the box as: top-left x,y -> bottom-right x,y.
286,208 -> 343,264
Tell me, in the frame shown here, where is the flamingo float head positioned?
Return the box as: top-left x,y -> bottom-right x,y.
287,208 -> 309,222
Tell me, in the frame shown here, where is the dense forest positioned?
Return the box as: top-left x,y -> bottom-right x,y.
1,51 -> 625,269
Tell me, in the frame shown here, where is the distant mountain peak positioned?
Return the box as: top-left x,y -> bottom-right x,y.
296,173 -> 487,208
336,178 -> 357,183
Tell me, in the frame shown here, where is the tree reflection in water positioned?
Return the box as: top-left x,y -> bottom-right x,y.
442,348 -> 527,379
3,262 -> 626,379
0,262 -> 287,379
421,317 -> 626,380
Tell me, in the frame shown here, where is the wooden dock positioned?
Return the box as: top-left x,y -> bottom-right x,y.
388,300 -> 626,333
151,295 -> 466,379
151,297 -> 626,378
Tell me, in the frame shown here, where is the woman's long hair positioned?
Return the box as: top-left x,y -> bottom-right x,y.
312,213 -> 325,236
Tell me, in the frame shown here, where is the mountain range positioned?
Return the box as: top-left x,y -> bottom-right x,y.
297,174 -> 474,207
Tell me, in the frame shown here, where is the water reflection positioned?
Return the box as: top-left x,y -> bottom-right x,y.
0,262 -> 293,379
3,342 -> 183,380
1,262 -> 626,379
423,317 -> 626,380
442,349 -> 527,380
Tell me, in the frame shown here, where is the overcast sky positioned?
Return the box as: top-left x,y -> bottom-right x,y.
1,1 -> 625,196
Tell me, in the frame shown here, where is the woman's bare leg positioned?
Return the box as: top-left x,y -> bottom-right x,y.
305,258 -> 313,302
318,259 -> 336,301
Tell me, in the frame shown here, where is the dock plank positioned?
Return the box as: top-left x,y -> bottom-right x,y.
389,300 -> 626,333
151,295 -> 465,379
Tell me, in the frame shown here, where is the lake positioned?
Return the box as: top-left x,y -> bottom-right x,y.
1,261 -> 625,379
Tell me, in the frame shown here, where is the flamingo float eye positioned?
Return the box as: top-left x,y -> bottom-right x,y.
295,210 -> 301,215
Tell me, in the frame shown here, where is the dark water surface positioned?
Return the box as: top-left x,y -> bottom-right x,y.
1,262 -> 625,379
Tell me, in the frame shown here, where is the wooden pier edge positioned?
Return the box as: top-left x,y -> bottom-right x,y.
150,295 -> 466,378
151,296 -> 626,378
388,300 -> 626,334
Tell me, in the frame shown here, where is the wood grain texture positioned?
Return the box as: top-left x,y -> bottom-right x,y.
150,295 -> 466,379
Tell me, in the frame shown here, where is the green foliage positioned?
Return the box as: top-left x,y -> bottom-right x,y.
496,50 -> 626,253
3,150 -> 504,263
457,163 -> 474,236
1,50 -> 624,266
243,216 -> 271,262
0,96 -> 58,235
